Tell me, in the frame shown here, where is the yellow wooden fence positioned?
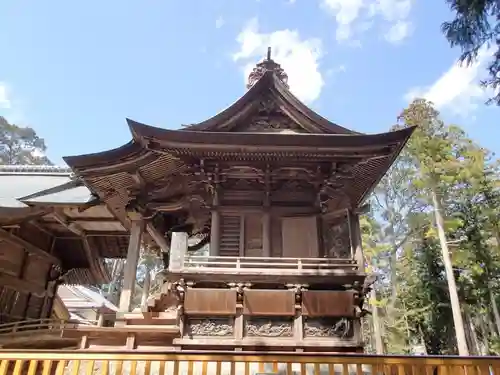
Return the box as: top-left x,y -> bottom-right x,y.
0,350 -> 499,375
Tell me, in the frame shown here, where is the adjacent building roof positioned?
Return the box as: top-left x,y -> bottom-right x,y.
0,165 -> 78,208
0,165 -> 127,285
58,285 -> 118,322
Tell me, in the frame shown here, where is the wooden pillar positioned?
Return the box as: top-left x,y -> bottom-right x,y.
97,307 -> 105,327
118,219 -> 144,313
348,210 -> 364,268
262,211 -> 271,257
210,189 -> 220,257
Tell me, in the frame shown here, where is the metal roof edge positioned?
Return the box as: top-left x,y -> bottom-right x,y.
0,165 -> 74,175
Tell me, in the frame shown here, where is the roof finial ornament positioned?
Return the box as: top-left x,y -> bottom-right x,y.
246,47 -> 289,89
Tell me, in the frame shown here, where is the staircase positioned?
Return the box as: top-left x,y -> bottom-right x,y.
220,215 -> 241,257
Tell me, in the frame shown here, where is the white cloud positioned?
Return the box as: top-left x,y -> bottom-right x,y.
385,20 -> 411,43
233,18 -> 324,104
404,47 -> 495,116
215,16 -> 225,29
321,0 -> 413,44
321,0 -> 364,41
0,83 -> 11,109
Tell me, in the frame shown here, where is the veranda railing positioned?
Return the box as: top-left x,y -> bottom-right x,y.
0,350 -> 498,375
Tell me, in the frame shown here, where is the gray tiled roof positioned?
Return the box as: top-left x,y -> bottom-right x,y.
0,165 -> 95,208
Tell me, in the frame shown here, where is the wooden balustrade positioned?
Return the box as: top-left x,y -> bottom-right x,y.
0,319 -> 94,337
183,256 -> 358,274
0,350 -> 499,375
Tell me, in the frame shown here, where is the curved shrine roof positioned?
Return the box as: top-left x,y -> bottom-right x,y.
62,53 -> 415,222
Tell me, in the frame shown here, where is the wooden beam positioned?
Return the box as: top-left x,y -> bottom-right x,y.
0,227 -> 60,265
45,216 -> 121,223
86,231 -> 128,237
130,170 -> 146,188
28,220 -> 53,237
146,223 -> 169,253
52,210 -> 85,236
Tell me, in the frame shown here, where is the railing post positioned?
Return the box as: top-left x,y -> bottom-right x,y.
169,231 -> 188,271
297,259 -> 303,270
210,187 -> 220,257
236,258 -> 241,269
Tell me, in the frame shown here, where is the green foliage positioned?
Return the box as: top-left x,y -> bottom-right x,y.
367,98 -> 500,355
441,0 -> 500,105
0,116 -> 52,165
400,229 -> 456,354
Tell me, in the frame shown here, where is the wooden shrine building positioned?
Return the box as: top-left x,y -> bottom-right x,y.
0,165 -> 130,328
0,49 -> 414,353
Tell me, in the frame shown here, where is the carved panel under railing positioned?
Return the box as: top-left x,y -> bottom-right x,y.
184,317 -> 234,338
244,317 -> 294,338
303,317 -> 354,339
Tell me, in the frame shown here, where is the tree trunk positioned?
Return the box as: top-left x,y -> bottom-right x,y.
490,289 -> 500,336
465,312 -> 480,355
370,288 -> 385,354
479,315 -> 490,354
431,187 -> 469,356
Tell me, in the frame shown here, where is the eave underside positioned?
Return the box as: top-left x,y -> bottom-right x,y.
63,125 -> 414,229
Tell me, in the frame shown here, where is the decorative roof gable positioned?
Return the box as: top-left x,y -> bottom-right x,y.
183,49 -> 358,135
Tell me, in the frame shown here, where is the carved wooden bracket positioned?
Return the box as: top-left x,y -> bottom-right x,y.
286,283 -> 308,305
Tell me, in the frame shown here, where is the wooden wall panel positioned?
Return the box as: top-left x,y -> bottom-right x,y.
184,289 -> 237,316
23,256 -> 51,285
25,295 -> 44,320
0,287 -> 17,322
243,290 -> 295,316
244,213 -> 262,257
9,292 -> 29,320
281,216 -> 319,258
271,215 -> 283,257
16,224 -> 52,253
302,291 -> 355,317
0,241 -> 24,276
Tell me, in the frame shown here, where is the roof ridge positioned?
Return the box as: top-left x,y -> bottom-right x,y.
0,165 -> 73,174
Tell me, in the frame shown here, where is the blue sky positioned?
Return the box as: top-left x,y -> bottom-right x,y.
0,0 -> 498,165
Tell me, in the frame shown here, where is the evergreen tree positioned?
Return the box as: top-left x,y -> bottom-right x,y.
0,116 -> 52,165
442,0 -> 500,105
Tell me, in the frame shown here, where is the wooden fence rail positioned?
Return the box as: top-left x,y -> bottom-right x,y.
0,350 -> 499,375
0,319 -> 93,336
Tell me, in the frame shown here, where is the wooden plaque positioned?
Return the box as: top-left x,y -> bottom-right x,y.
184,289 -> 237,316
243,290 -> 295,316
302,291 -> 355,317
